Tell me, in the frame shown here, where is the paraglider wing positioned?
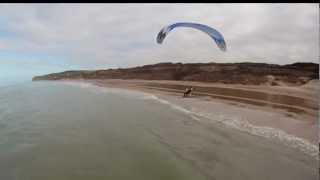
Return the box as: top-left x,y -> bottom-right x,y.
156,22 -> 226,52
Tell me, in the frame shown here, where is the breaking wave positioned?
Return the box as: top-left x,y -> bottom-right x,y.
143,94 -> 318,158
60,81 -> 147,98
142,95 -> 201,121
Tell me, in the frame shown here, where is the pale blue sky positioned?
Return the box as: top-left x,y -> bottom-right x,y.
0,4 -> 318,82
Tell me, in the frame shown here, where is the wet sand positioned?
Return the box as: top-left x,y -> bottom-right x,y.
72,79 -> 319,145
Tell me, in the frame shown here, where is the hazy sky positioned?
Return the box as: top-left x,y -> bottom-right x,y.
0,3 -> 318,80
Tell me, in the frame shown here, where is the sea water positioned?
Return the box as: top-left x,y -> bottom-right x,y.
0,81 -> 317,180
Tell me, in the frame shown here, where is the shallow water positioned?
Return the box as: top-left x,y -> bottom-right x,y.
0,81 -> 317,180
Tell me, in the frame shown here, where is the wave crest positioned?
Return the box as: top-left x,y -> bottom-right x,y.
143,94 -> 318,158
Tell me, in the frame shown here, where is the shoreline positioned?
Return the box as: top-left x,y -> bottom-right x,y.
55,79 -> 318,157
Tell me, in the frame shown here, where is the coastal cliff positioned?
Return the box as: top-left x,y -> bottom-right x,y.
32,62 -> 319,85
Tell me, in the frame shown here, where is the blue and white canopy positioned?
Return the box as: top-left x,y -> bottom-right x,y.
157,22 -> 227,52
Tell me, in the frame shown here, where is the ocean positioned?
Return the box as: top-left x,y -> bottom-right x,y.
0,80 -> 317,180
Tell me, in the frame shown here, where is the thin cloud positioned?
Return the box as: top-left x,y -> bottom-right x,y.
0,3 -> 318,69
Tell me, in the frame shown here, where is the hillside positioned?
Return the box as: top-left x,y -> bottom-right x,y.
32,62 -> 319,85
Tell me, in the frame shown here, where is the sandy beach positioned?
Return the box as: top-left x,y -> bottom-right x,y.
61,79 -> 317,154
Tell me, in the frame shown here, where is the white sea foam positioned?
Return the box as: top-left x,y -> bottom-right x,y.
59,81 -> 96,89
142,95 -> 201,121
201,112 -> 318,158
61,81 -> 146,97
143,94 -> 318,158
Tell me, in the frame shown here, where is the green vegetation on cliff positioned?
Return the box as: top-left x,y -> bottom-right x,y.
32,62 -> 319,85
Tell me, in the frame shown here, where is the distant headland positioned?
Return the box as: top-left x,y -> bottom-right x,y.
32,62 -> 319,86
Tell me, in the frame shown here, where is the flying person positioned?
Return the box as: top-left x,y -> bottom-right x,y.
156,22 -> 225,99
183,87 -> 194,97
